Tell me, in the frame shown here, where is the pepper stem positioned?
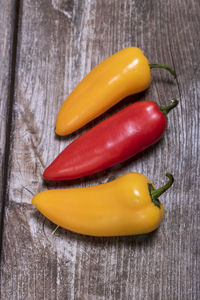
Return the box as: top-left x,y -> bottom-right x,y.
148,173 -> 174,208
159,99 -> 178,117
149,63 -> 176,79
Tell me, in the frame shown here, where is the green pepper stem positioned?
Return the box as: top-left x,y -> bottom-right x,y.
159,99 -> 178,117
151,173 -> 174,201
149,63 -> 176,79
148,173 -> 174,208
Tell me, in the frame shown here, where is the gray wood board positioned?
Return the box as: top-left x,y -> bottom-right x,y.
1,0 -> 200,299
0,1 -> 16,218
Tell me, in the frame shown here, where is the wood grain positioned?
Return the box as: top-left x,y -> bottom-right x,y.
1,0 -> 200,299
0,0 -> 15,217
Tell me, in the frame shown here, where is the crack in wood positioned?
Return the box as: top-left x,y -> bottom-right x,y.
51,0 -> 73,19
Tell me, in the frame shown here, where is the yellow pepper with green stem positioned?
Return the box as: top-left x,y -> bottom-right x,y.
56,47 -> 175,136
32,172 -> 174,237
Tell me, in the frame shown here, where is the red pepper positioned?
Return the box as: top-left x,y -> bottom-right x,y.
43,100 -> 178,181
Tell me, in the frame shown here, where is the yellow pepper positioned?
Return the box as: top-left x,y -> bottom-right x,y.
32,172 -> 174,236
56,47 -> 175,136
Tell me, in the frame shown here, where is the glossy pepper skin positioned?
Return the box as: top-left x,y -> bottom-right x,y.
56,47 -> 175,136
44,100 -> 178,181
32,173 -> 174,237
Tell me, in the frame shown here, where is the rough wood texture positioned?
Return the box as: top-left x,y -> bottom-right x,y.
0,0 -> 15,217
1,0 -> 200,299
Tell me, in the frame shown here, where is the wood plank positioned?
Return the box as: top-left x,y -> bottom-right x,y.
0,3 -> 20,297
1,0 -> 200,299
0,1 -> 16,219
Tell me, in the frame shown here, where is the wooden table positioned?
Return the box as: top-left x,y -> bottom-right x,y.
0,0 -> 199,299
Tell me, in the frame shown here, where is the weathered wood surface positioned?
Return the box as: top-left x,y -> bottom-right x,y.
0,1 -> 16,223
0,0 -> 200,299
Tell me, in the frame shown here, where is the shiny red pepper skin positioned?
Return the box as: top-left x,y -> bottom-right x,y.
43,101 -> 167,181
